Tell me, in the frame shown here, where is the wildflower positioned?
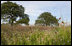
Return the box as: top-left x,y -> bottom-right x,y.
59,17 -> 61,20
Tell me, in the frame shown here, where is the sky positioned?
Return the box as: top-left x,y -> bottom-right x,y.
1,1 -> 71,25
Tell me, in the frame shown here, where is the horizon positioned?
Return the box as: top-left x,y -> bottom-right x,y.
1,1 -> 71,25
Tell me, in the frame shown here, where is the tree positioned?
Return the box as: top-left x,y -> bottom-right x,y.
35,12 -> 59,26
1,1 -> 29,26
15,14 -> 30,25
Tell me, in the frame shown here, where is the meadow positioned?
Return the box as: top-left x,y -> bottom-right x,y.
1,24 -> 71,45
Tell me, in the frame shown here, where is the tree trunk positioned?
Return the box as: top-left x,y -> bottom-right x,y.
11,21 -> 13,26
11,20 -> 14,31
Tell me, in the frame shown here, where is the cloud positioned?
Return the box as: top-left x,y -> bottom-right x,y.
1,1 -> 71,25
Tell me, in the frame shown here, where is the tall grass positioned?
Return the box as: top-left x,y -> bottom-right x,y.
1,24 -> 71,45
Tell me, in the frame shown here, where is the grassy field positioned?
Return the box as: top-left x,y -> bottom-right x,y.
1,24 -> 71,45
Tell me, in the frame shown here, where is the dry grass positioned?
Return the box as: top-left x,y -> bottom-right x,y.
1,24 -> 71,45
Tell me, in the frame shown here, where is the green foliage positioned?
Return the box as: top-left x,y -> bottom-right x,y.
14,14 -> 29,25
35,12 -> 58,26
1,1 -> 29,26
